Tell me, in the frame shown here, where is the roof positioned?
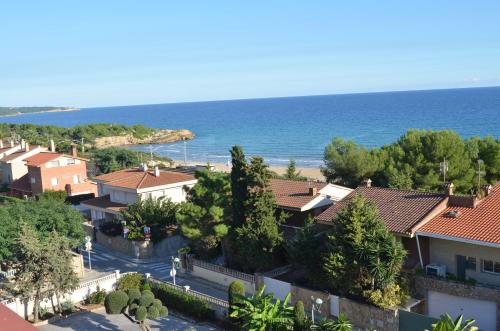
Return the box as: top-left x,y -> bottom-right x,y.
270,179 -> 327,210
24,152 -> 60,166
316,186 -> 447,235
9,174 -> 31,193
94,167 -> 196,190
0,303 -> 38,331
0,147 -> 42,162
418,184 -> 500,246
80,195 -> 127,212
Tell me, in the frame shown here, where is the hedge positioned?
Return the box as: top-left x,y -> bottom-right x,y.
147,306 -> 160,319
135,306 -> 147,322
128,303 -> 139,315
139,291 -> 155,307
116,273 -> 144,291
127,288 -> 141,305
159,305 -> 168,317
104,291 -> 129,314
151,283 -> 215,321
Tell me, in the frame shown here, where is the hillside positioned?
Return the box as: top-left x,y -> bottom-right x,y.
0,106 -> 78,116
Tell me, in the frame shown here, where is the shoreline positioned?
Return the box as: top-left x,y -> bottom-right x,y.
0,107 -> 80,117
171,159 -> 325,181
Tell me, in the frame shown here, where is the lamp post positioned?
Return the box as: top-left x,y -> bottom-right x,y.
170,256 -> 181,285
84,236 -> 92,270
311,296 -> 323,324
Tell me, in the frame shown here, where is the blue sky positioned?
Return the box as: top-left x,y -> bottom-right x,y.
1,1 -> 500,107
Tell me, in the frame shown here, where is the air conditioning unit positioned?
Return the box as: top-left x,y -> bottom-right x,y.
425,264 -> 446,277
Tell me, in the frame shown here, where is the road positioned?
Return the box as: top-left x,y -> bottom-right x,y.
81,244 -> 228,300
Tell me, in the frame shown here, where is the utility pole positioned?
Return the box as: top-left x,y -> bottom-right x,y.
476,159 -> 485,194
81,137 -> 84,153
183,138 -> 187,166
439,158 -> 448,183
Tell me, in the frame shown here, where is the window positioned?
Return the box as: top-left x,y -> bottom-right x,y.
482,259 -> 500,274
465,256 -> 476,270
48,160 -> 60,168
73,174 -> 79,184
30,176 -> 36,184
51,177 -> 58,186
67,159 -> 75,165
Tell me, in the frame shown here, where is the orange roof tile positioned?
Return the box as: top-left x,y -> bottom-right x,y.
270,178 -> 327,210
0,303 -> 38,331
24,152 -> 60,166
418,183 -> 500,245
316,186 -> 447,235
94,168 -> 196,190
80,195 -> 127,212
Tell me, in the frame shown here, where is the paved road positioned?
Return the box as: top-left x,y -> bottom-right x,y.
81,245 -> 228,300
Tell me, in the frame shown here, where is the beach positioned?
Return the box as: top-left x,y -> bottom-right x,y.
172,159 -> 325,181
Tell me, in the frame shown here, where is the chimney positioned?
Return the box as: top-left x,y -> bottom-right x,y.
20,139 -> 25,149
25,142 -> 29,152
482,184 -> 493,197
443,182 -> 454,196
154,166 -> 160,177
0,140 -> 3,148
10,139 -> 14,148
309,186 -> 317,196
362,178 -> 372,188
50,139 -> 55,152
71,144 -> 77,158
141,163 -> 148,172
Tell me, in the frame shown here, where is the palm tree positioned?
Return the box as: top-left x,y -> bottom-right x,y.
229,286 -> 294,331
427,314 -> 478,331
311,313 -> 353,331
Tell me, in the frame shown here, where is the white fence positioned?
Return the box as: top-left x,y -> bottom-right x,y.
263,276 -> 291,301
1,271 -> 122,319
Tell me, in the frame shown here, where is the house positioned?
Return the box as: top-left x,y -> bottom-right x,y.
9,145 -> 97,198
316,180 -> 449,269
0,303 -> 38,331
415,183 -> 500,331
270,178 -> 353,227
0,140 -> 47,185
81,165 -> 197,223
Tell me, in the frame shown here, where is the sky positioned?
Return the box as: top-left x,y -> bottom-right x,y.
1,1 -> 500,108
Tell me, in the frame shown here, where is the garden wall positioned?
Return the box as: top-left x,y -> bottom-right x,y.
339,297 -> 399,331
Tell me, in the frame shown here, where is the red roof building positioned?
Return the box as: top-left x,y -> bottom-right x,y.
0,303 -> 38,331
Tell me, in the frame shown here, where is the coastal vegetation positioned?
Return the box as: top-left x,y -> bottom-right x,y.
323,129 -> 500,194
0,106 -> 77,116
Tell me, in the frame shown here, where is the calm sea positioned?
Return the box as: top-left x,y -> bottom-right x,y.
4,87 -> 500,167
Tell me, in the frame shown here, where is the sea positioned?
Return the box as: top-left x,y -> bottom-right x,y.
4,87 -> 500,167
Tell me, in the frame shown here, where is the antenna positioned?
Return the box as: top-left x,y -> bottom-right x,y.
439,158 -> 448,183
476,159 -> 485,193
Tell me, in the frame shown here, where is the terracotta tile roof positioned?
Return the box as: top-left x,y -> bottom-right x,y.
94,168 -> 196,190
270,179 -> 327,210
80,195 -> 127,212
0,303 -> 38,331
0,147 -> 42,162
418,184 -> 500,245
9,174 -> 31,193
24,152 -> 60,166
316,186 -> 447,235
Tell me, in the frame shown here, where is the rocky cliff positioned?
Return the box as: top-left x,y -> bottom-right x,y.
93,129 -> 194,148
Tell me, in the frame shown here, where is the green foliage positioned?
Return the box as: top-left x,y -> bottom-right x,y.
116,273 -> 144,291
104,290 -> 129,314
231,153 -> 285,272
0,198 -> 84,261
142,283 -> 152,291
228,280 -> 246,314
135,306 -> 147,322
151,282 -> 215,321
128,303 -> 139,315
152,298 -> 163,310
61,300 -> 75,315
139,291 -> 155,307
230,145 -> 248,228
322,130 -> 500,193
159,305 -> 168,317
427,314 -> 478,331
293,300 -> 306,331
311,314 -> 352,331
284,159 -> 307,181
127,288 -> 142,304
86,286 -> 107,304
92,147 -> 141,174
230,286 -> 294,331
121,197 -> 178,242
36,190 -> 67,203
147,306 -> 160,319
363,283 -> 407,309
177,169 -> 231,258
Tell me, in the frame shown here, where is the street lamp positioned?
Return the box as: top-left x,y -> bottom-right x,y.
311,296 -> 323,324
84,236 -> 92,270
170,256 -> 181,285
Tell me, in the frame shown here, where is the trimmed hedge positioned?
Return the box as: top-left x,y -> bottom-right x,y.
228,280 -> 245,314
159,305 -> 168,317
147,306 -> 160,319
128,303 -> 139,315
152,299 -> 162,310
117,273 -> 144,291
104,291 -> 129,314
127,288 -> 141,304
135,306 -> 147,322
151,283 -> 215,321
139,291 -> 155,307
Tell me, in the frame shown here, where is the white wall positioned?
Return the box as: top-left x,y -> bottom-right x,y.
191,265 -> 255,295
263,276 -> 291,302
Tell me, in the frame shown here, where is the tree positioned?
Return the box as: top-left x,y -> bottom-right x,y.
177,170 -> 231,258
230,286 -> 294,331
293,300 -> 306,331
427,314 -> 478,331
13,225 -> 79,322
121,196 -> 178,242
228,280 -> 246,315
230,145 -> 248,228
233,157 -> 285,272
285,159 -> 306,181
311,314 -> 352,331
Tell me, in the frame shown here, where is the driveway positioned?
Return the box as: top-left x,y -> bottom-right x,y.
38,308 -> 221,331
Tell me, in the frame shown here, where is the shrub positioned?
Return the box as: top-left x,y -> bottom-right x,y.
152,283 -> 215,321
135,306 -> 147,322
61,300 -> 75,315
142,283 -> 152,291
116,273 -> 144,291
127,288 -> 141,304
364,283 -> 406,309
294,300 -> 306,331
228,280 -> 245,314
147,306 -> 160,319
86,286 -> 107,304
152,299 -> 162,310
104,290 -> 129,314
139,291 -> 155,307
159,305 -> 168,317
128,303 -> 139,315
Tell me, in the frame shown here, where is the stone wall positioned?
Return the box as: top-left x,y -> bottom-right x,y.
71,252 -> 84,278
290,285 -> 331,320
339,297 -> 399,331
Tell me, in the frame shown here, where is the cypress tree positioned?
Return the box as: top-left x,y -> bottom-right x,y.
230,145 -> 248,227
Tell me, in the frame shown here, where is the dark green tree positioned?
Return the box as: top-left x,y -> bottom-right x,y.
285,159 -> 306,180
230,145 -> 248,228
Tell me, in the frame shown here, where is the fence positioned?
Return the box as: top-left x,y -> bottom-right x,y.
191,257 -> 255,283
0,269 -> 16,280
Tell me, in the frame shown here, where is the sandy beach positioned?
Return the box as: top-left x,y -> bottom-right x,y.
172,159 -> 325,181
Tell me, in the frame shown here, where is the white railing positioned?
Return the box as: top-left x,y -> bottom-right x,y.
191,257 -> 255,283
